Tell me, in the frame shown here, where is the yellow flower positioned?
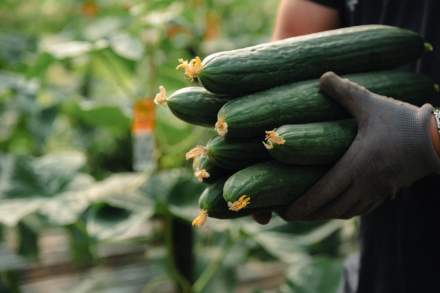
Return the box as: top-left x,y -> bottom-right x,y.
154,85 -> 167,105
263,129 -> 285,149
192,210 -> 208,227
185,145 -> 207,160
228,195 -> 251,212
194,169 -> 210,182
176,57 -> 203,80
215,117 -> 228,137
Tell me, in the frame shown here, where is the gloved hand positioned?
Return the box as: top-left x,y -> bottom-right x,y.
254,71 -> 440,223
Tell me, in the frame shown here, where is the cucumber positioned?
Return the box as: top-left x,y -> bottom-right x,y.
206,136 -> 270,169
216,71 -> 438,138
223,161 -> 327,211
155,86 -> 227,127
264,120 -> 357,165
192,155 -> 230,183
180,25 -> 427,95
192,179 -> 257,227
187,136 -> 270,170
186,136 -> 270,171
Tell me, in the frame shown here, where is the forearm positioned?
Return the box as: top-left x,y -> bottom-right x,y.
272,0 -> 340,40
430,114 -> 440,157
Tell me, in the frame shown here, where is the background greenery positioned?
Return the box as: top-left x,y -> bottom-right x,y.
0,0 -> 358,292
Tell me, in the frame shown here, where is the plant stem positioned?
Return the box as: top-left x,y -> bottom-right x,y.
16,221 -> 39,260
0,271 -> 20,293
192,233 -> 232,293
65,222 -> 96,268
0,224 -> 4,242
97,50 -> 134,98
163,214 -> 192,293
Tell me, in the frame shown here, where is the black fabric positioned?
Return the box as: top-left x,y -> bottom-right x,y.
357,175 -> 440,293
307,1 -> 440,292
306,0 -> 344,10
340,0 -> 440,86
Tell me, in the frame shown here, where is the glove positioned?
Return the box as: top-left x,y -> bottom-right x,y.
254,71 -> 440,223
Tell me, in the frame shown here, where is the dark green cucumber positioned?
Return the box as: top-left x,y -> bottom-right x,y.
196,179 -> 256,220
217,71 -> 438,138
265,120 -> 356,165
166,87 -> 227,127
199,25 -> 426,95
205,136 -> 270,170
223,161 -> 327,211
192,155 -> 230,183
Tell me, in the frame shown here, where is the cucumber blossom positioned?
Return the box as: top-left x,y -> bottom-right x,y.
191,155 -> 230,183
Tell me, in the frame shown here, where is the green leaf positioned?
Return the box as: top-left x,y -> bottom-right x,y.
0,152 -> 86,226
84,17 -> 126,41
143,169 -> 204,221
86,202 -> 152,242
41,173 -> 149,226
42,39 -> 93,59
0,71 -> 30,95
281,257 -> 343,293
0,198 -> 45,226
75,103 -> 130,130
109,33 -> 144,61
0,31 -> 32,68
0,151 -> 85,198
25,52 -> 55,79
248,220 -> 344,263
0,149 -> 148,226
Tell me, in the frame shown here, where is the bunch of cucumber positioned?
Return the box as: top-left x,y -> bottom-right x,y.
155,25 -> 438,227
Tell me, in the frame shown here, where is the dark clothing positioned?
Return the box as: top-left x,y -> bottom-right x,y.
357,175 -> 440,293
311,0 -> 440,84
308,1 -> 440,292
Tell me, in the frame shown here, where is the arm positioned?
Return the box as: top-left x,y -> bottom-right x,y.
430,116 -> 440,156
272,0 -> 340,40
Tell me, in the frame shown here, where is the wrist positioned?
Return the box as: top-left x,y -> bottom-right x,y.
429,114 -> 440,158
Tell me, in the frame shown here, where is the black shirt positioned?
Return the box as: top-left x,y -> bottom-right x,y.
308,1 -> 440,292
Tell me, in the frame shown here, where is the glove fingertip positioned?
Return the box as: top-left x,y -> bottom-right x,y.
319,71 -> 339,87
319,72 -> 349,98
319,72 -> 370,118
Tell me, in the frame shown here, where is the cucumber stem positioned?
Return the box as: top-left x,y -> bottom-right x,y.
194,168 -> 210,182
215,117 -> 228,136
154,85 -> 167,105
176,56 -> 203,80
228,195 -> 251,212
192,210 -> 208,227
185,145 -> 207,160
263,129 -> 285,149
424,42 -> 434,52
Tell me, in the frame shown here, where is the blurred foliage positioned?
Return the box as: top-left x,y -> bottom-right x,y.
0,0 -> 358,292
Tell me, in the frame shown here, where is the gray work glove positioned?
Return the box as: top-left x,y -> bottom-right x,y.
255,71 -> 440,223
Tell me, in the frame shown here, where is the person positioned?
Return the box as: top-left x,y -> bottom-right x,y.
254,1 -> 440,292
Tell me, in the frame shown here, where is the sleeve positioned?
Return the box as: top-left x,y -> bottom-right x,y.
307,0 -> 345,10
